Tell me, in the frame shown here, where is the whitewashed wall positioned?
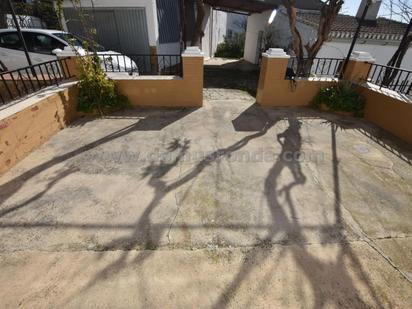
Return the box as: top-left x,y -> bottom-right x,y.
318,42 -> 412,70
267,8 -> 412,71
244,10 -> 273,64
268,11 -> 316,52
202,6 -> 228,58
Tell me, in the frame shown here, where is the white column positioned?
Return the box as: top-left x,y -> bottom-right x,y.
244,10 -> 273,64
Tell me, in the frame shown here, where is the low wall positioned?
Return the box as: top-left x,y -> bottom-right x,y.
256,52 -> 337,107
256,49 -> 412,145
0,83 -> 79,176
360,85 -> 412,144
257,78 -> 337,107
112,75 -> 203,108
60,50 -> 204,108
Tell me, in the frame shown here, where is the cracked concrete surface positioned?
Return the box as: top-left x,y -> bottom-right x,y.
0,87 -> 412,308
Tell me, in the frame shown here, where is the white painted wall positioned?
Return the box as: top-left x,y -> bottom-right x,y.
268,10 -> 316,53
318,41 -> 412,70
244,10 -> 273,64
267,8 -> 412,70
61,1 -> 230,57
202,7 -> 228,58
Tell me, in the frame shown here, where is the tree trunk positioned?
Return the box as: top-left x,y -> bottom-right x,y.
180,0 -> 187,50
383,34 -> 412,86
191,0 -> 205,47
282,0 -> 343,77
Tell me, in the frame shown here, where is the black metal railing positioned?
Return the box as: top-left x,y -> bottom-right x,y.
286,57 -> 344,79
0,60 -> 7,73
367,63 -> 412,95
100,54 -> 183,76
0,58 -> 74,107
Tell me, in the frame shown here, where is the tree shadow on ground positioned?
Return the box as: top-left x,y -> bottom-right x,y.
1,104 -> 410,307
74,114 -> 275,299
213,117 -> 384,308
0,108 -> 196,218
71,107 -> 401,307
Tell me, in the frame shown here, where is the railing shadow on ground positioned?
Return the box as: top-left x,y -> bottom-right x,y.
213,117 -> 384,308
61,106 -> 402,306
0,104 -> 410,307
247,105 -> 412,166
0,108 -> 197,218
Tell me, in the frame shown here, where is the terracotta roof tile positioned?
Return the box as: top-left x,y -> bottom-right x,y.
297,11 -> 408,41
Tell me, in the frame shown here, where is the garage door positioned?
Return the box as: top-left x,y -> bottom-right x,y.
63,7 -> 150,55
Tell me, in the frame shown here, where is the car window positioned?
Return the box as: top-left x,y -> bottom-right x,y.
23,33 -> 66,54
0,32 -> 23,50
53,32 -> 106,52
52,32 -> 83,48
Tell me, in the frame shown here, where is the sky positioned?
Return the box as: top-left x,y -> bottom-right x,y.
341,0 -> 400,19
342,0 -> 364,15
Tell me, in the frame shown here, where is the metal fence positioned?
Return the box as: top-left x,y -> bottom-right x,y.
100,54 -> 183,76
286,57 -> 344,79
0,58 -> 74,107
367,63 -> 412,96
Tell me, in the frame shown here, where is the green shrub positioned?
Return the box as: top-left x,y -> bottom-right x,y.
76,56 -> 129,114
312,81 -> 366,117
55,0 -> 128,115
215,32 -> 245,59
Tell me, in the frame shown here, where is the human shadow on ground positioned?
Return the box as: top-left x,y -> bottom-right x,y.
212,118 -> 384,308
0,105 -> 407,307
74,109 -> 388,308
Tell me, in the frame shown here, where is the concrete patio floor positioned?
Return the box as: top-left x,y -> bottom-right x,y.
0,89 -> 412,308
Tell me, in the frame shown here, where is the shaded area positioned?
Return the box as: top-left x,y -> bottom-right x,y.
0,103 -> 411,307
213,118 -> 383,308
204,59 -> 260,97
0,108 -> 196,218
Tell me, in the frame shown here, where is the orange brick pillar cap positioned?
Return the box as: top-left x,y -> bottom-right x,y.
350,51 -> 375,63
262,48 -> 290,59
182,46 -> 204,57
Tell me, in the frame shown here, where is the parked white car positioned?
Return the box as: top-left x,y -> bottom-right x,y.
0,28 -> 137,72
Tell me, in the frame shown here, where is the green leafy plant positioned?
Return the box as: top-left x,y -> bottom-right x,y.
55,0 -> 129,114
76,56 -> 129,114
312,81 -> 366,117
215,32 -> 246,59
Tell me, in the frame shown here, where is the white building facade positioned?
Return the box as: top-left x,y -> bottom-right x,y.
60,0 -> 229,58
244,0 -> 412,70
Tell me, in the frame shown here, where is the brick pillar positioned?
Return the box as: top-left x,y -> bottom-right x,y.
343,51 -> 375,83
181,47 -> 204,107
256,48 -> 290,105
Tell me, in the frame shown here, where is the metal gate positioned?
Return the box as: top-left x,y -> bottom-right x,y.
63,7 -> 150,55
